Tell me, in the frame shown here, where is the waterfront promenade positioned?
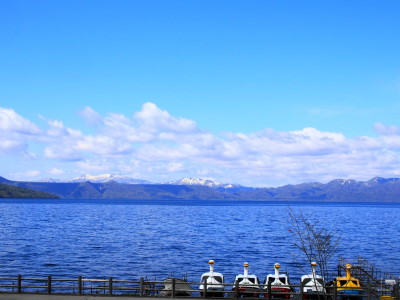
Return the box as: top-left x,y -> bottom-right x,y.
0,295 -> 169,300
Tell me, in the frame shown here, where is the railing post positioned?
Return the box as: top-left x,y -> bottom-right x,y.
109,277 -> 113,296
394,283 -> 400,300
267,280 -> 272,299
17,275 -> 22,293
78,276 -> 83,295
235,280 -> 239,298
300,280 -> 304,300
47,275 -> 52,294
203,280 -> 207,298
171,278 -> 176,298
333,281 -> 337,300
140,277 -> 144,297
395,283 -> 400,300
367,283 -> 371,300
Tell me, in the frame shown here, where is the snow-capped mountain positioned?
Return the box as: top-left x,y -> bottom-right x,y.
6,175 -> 400,201
45,174 -> 153,184
364,177 -> 400,186
164,177 -> 240,188
38,178 -> 63,183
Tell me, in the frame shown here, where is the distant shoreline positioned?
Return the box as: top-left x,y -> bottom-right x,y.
1,198 -> 399,206
1,176 -> 400,202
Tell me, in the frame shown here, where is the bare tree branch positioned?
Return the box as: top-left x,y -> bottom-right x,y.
287,207 -> 341,280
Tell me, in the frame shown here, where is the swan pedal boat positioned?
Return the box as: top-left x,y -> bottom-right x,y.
199,260 -> 225,297
301,262 -> 326,299
233,262 -> 261,298
264,263 -> 293,299
335,264 -> 364,300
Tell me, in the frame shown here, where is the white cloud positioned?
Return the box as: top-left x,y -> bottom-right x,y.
79,106 -> 103,126
2,104 -> 400,186
134,102 -> 198,133
221,127 -> 349,158
11,170 -> 41,179
0,107 -> 41,135
102,112 -> 152,142
0,108 -> 42,155
41,115 -> 134,161
165,162 -> 184,172
45,119 -> 82,138
379,135 -> 400,151
374,122 -> 400,136
76,135 -> 133,155
0,138 -> 28,155
44,146 -> 82,161
49,168 -> 65,175
76,159 -> 111,173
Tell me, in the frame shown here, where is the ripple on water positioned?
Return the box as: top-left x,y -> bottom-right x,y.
0,200 -> 399,282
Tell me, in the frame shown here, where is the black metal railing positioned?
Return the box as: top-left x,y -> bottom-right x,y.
0,275 -> 399,299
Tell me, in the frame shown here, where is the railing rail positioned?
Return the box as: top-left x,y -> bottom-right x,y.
0,275 -> 398,299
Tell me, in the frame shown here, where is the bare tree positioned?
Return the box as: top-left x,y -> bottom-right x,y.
287,207 -> 341,281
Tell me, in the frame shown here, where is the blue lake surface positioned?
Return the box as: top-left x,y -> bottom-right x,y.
0,199 -> 399,284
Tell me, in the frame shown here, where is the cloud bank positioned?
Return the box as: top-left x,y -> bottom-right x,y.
1,103 -> 399,186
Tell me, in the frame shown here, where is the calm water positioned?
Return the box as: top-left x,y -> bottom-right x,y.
0,199 -> 399,284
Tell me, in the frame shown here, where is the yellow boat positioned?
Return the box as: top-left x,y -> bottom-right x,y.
336,264 -> 364,300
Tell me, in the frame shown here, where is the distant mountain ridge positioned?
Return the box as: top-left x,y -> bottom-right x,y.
1,175 -> 400,202
40,174 -> 152,184
40,174 -> 239,187
164,177 -> 241,188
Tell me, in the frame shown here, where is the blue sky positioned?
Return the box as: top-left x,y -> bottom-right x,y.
1,0 -> 400,187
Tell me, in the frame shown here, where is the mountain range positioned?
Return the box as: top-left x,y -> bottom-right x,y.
1,175 -> 400,202
40,173 -> 152,184
40,174 -> 240,187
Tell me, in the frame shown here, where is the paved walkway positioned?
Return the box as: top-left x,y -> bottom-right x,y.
0,295 -> 181,300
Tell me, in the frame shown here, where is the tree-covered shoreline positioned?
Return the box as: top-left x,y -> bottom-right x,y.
0,183 -> 59,199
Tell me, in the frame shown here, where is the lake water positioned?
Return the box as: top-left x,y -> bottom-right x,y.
0,199 -> 399,284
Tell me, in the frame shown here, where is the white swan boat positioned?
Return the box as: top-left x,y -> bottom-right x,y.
300,262 -> 326,299
263,263 -> 292,299
233,262 -> 261,297
199,260 -> 225,297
